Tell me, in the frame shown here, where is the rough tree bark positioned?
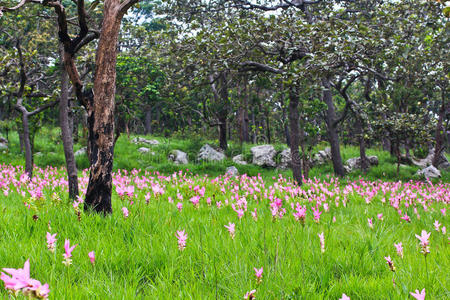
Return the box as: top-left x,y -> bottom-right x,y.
84,2 -> 127,214
288,86 -> 302,185
144,109 -> 152,135
59,45 -> 79,200
322,77 -> 346,177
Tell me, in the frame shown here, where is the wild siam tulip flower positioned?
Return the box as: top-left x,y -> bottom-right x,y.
251,208 -> 258,221
176,202 -> 183,212
442,226 -> 446,235
122,207 -> 129,218
175,230 -> 187,251
415,230 -> 430,255
410,288 -> 426,300
377,213 -> 383,221
318,232 -> 325,253
254,267 -> 263,283
1,259 -> 50,299
368,218 -> 374,229
62,239 -> 77,266
292,203 -> 306,224
394,242 -> 403,258
88,251 -> 95,265
312,206 -> 322,223
46,232 -> 57,253
244,289 -> 256,300
433,220 -> 441,231
400,213 -> 411,223
224,222 -> 235,239
384,256 -> 395,272
339,294 -> 350,300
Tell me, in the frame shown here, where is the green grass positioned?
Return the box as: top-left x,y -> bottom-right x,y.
0,168 -> 448,299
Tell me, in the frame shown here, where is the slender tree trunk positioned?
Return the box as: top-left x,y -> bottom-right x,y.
265,109 -> 271,144
432,94 -> 446,168
21,112 -> 33,178
300,124 -> 308,179
218,116 -> 227,151
288,86 -> 302,185
59,46 -> 79,200
356,118 -> 368,173
144,109 -> 152,135
322,78 -> 346,177
239,78 -> 250,143
84,4 -> 124,214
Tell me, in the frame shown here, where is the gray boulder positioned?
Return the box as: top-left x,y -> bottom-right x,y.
251,145 -> 276,167
0,137 -> 7,144
344,156 -> 379,173
168,150 -> 189,165
412,148 -> 449,170
0,142 -> 7,151
197,144 -> 225,161
74,147 -> 87,157
132,137 -> 160,145
416,165 -> 441,179
312,147 -> 332,165
225,166 -> 239,177
232,154 -> 247,165
278,148 -> 292,170
138,147 -> 154,155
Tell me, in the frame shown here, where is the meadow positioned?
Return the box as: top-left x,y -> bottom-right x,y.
0,163 -> 448,299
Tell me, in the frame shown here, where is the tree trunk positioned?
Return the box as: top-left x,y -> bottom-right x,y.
59,46 -> 79,200
322,78 -> 346,177
218,116 -> 227,151
288,86 -> 302,185
21,112 -> 33,179
84,4 -> 123,214
265,109 -> 271,144
280,93 -> 290,147
239,78 -> 250,143
356,118 -> 368,173
432,94 -> 446,168
144,109 -> 152,135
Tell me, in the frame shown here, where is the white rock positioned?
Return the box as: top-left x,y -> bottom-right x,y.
416,165 -> 441,179
74,147 -> 87,157
232,154 -> 247,165
168,150 -> 188,165
0,142 -> 7,151
138,147 -> 152,154
197,144 -> 225,161
251,145 -> 276,167
132,137 -> 160,145
312,147 -> 332,165
225,166 -> 239,177
278,148 -> 292,170
344,156 -> 379,173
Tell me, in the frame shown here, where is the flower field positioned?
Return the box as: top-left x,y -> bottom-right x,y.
0,164 -> 448,299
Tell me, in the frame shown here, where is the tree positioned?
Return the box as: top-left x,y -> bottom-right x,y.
1,0 -> 141,214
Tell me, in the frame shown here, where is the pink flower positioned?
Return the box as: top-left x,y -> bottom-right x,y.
394,242 -> 403,258
442,226 -> 446,235
433,220 -> 441,231
415,230 -> 430,255
251,208 -> 258,221
339,294 -> 351,300
368,218 -> 374,229
88,251 -> 95,264
46,232 -> 57,253
400,213 -> 411,223
254,267 -> 263,283
293,203 -> 306,224
122,207 -> 129,218
244,289 -> 256,299
224,222 -> 235,239
384,256 -> 395,272
176,230 -> 187,251
1,259 -> 50,299
377,213 -> 383,221
176,202 -> 183,212
63,239 -> 77,266
311,206 -> 322,223
410,288 -> 426,300
318,232 -> 325,253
